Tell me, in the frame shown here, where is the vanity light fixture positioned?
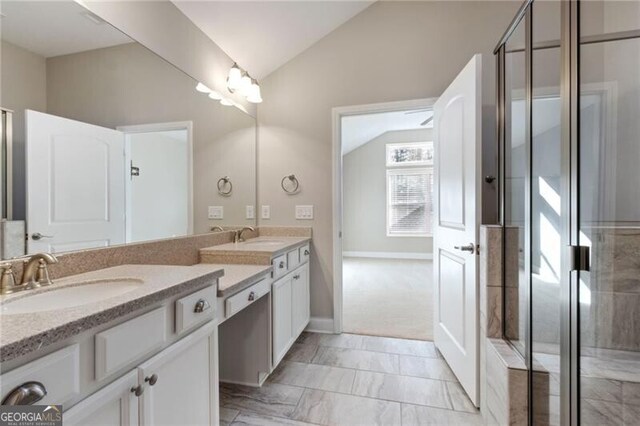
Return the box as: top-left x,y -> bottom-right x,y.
247,79 -> 263,104
195,82 -> 211,93
239,71 -> 253,96
208,91 -> 222,100
220,98 -> 234,106
227,63 -> 242,92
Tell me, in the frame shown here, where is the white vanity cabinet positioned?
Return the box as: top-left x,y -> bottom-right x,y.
272,248 -> 311,368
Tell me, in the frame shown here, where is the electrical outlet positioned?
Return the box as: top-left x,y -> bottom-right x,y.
261,205 -> 271,220
246,205 -> 255,219
208,206 -> 223,219
295,205 -> 314,220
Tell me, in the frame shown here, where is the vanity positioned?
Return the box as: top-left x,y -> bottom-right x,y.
0,265 -> 223,425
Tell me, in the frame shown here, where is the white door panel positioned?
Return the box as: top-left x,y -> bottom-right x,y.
433,54 -> 481,406
26,110 -> 125,254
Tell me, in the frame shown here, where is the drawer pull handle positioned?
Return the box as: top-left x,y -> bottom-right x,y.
279,261 -> 285,269
248,291 -> 256,301
131,385 -> 144,397
194,299 -> 211,313
145,374 -> 159,386
1,382 -> 47,405
304,249 -> 310,256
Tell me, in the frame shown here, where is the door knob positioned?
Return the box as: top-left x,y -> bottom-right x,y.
454,243 -> 476,254
31,233 -> 53,241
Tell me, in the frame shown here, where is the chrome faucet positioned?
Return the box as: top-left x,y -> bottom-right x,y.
0,253 -> 59,295
234,226 -> 255,243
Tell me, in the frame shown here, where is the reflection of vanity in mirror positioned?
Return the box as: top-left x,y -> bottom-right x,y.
0,1 -> 256,260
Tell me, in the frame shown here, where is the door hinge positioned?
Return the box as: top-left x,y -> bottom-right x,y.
569,245 -> 590,272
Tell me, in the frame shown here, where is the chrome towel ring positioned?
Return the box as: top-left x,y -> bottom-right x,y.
281,174 -> 299,194
217,176 -> 232,196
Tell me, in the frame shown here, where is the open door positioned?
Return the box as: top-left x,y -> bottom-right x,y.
26,110 -> 126,254
433,54 -> 482,406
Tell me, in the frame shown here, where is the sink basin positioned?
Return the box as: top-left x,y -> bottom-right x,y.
242,239 -> 283,247
0,278 -> 144,315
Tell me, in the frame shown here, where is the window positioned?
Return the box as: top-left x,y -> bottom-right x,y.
386,141 -> 433,237
386,142 -> 434,167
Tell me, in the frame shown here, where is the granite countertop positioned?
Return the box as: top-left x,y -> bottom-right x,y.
0,264 -> 224,363
200,236 -> 311,266
206,264 -> 273,298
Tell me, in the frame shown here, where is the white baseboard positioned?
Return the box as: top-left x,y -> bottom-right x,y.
343,251 -> 433,260
305,317 -> 335,334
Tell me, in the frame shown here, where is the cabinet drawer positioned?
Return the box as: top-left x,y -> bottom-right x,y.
95,307 -> 167,380
176,285 -> 216,334
300,244 -> 311,262
0,344 -> 80,407
225,278 -> 270,318
272,254 -> 287,278
287,249 -> 300,269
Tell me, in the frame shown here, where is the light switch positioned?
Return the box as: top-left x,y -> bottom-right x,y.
208,206 -> 223,219
295,205 -> 314,220
246,205 -> 255,219
261,205 -> 271,220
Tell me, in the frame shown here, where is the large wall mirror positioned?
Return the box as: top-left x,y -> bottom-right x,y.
0,1 -> 257,260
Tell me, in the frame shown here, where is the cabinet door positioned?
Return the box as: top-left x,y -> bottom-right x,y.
292,264 -> 310,337
138,322 -> 218,426
272,276 -> 293,366
64,371 -> 138,426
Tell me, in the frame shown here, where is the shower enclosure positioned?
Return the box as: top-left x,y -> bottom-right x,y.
495,0 -> 640,424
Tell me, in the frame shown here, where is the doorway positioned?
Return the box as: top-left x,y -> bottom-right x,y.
333,99 -> 436,341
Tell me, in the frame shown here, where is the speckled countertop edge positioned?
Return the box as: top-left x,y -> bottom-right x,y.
208,264 -> 273,297
199,236 -> 311,260
0,264 -> 224,363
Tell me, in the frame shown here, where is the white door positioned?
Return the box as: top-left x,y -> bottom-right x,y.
64,371 -> 138,426
26,110 -> 125,254
433,54 -> 482,406
138,323 -> 218,426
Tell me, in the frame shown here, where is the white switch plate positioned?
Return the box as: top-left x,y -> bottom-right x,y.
208,206 -> 223,219
246,205 -> 255,219
295,205 -> 314,220
261,205 -> 271,219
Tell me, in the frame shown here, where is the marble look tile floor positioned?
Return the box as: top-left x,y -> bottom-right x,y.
220,332 -> 482,426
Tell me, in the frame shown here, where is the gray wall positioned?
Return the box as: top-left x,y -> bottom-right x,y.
0,41 -> 47,220
343,129 -> 433,254
257,1 -> 521,321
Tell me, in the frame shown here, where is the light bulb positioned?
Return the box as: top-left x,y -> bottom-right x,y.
208,91 -> 222,100
195,82 -> 211,93
247,80 -> 263,104
227,63 -> 242,91
239,72 -> 252,96
220,98 -> 234,106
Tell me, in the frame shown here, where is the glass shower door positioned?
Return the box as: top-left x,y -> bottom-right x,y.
578,1 -> 640,424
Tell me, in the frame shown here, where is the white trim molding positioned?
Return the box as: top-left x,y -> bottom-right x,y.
332,98 -> 438,334
305,317 -> 335,334
343,251 -> 433,260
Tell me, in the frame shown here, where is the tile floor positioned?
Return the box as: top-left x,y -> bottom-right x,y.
220,332 -> 482,425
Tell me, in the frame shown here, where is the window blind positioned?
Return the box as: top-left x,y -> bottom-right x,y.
387,168 -> 433,236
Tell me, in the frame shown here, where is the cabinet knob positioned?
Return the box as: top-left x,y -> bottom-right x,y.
304,249 -> 310,256
248,291 -> 255,301
1,382 -> 47,405
145,374 -> 159,386
131,385 -> 144,397
279,261 -> 285,269
293,274 -> 300,280
194,299 -> 211,313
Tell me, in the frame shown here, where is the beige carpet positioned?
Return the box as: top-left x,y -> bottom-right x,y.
343,257 -> 433,341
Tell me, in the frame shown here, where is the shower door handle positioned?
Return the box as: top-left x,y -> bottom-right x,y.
454,243 -> 476,254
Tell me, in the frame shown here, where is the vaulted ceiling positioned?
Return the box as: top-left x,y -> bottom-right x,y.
172,1 -> 375,80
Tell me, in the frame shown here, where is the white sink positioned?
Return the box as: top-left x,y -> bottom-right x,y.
0,278 -> 144,315
242,239 -> 283,247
